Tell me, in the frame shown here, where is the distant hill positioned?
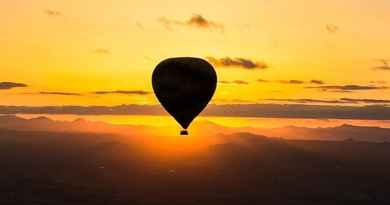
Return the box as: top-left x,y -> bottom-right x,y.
248,124 -> 390,142
0,115 -> 154,135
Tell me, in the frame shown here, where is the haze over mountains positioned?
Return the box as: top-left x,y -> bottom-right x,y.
1,115 -> 390,143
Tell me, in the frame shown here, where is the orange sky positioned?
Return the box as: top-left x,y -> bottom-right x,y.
0,0 -> 389,106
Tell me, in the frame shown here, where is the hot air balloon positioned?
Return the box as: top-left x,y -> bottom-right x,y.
152,57 -> 217,135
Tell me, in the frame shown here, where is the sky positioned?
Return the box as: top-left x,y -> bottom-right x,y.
1,0 -> 390,107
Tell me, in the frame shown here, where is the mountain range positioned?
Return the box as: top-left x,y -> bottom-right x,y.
1,115 -> 389,142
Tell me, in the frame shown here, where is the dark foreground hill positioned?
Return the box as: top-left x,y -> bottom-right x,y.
1,129 -> 390,205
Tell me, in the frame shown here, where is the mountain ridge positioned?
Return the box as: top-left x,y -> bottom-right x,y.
1,115 -> 390,142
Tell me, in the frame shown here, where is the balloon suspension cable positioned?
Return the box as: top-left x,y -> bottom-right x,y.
180,130 -> 189,136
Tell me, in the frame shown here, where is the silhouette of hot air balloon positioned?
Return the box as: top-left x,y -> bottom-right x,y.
152,57 -> 217,135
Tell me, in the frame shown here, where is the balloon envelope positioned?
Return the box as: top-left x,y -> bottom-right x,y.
152,57 -> 217,132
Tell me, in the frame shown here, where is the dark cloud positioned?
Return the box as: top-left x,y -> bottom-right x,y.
266,98 -> 390,105
187,14 -> 215,28
204,104 -> 390,120
219,81 -> 230,84
158,14 -> 224,31
311,80 -> 324,84
278,80 -> 304,84
257,79 -> 270,83
94,48 -> 111,55
0,82 -> 27,90
233,80 -> 249,85
374,66 -> 390,70
39,92 -> 82,96
206,57 -> 268,69
373,59 -> 390,70
326,24 -> 339,33
306,84 -> 388,92
219,80 -> 249,85
1,104 -> 390,120
340,98 -> 390,104
92,90 -> 151,95
44,9 -> 62,17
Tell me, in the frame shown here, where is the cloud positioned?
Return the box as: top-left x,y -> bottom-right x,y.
257,79 -> 305,84
136,21 -> 144,30
187,14 -> 221,29
94,48 -> 111,55
219,80 -> 249,85
158,14 -> 224,31
306,84 -> 388,92
326,24 -> 339,33
39,92 -> 82,96
206,57 -> 268,69
44,9 -> 62,17
310,80 -> 324,84
266,98 -> 390,105
369,81 -> 387,84
158,18 -> 180,30
214,98 -> 254,104
373,59 -> 390,70
257,79 -> 270,83
92,90 -> 151,95
257,79 -> 385,92
340,98 -> 390,104
24,90 -> 150,96
278,80 -> 304,84
204,104 -> 390,120
376,66 -> 390,70
1,104 -> 390,120
257,79 -> 325,85
0,82 -> 27,90
265,98 -> 347,104
232,80 -> 249,85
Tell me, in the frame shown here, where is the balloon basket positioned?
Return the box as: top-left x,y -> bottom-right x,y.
180,130 -> 189,136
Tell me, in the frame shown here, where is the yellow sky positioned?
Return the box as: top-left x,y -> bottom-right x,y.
0,0 -> 389,106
